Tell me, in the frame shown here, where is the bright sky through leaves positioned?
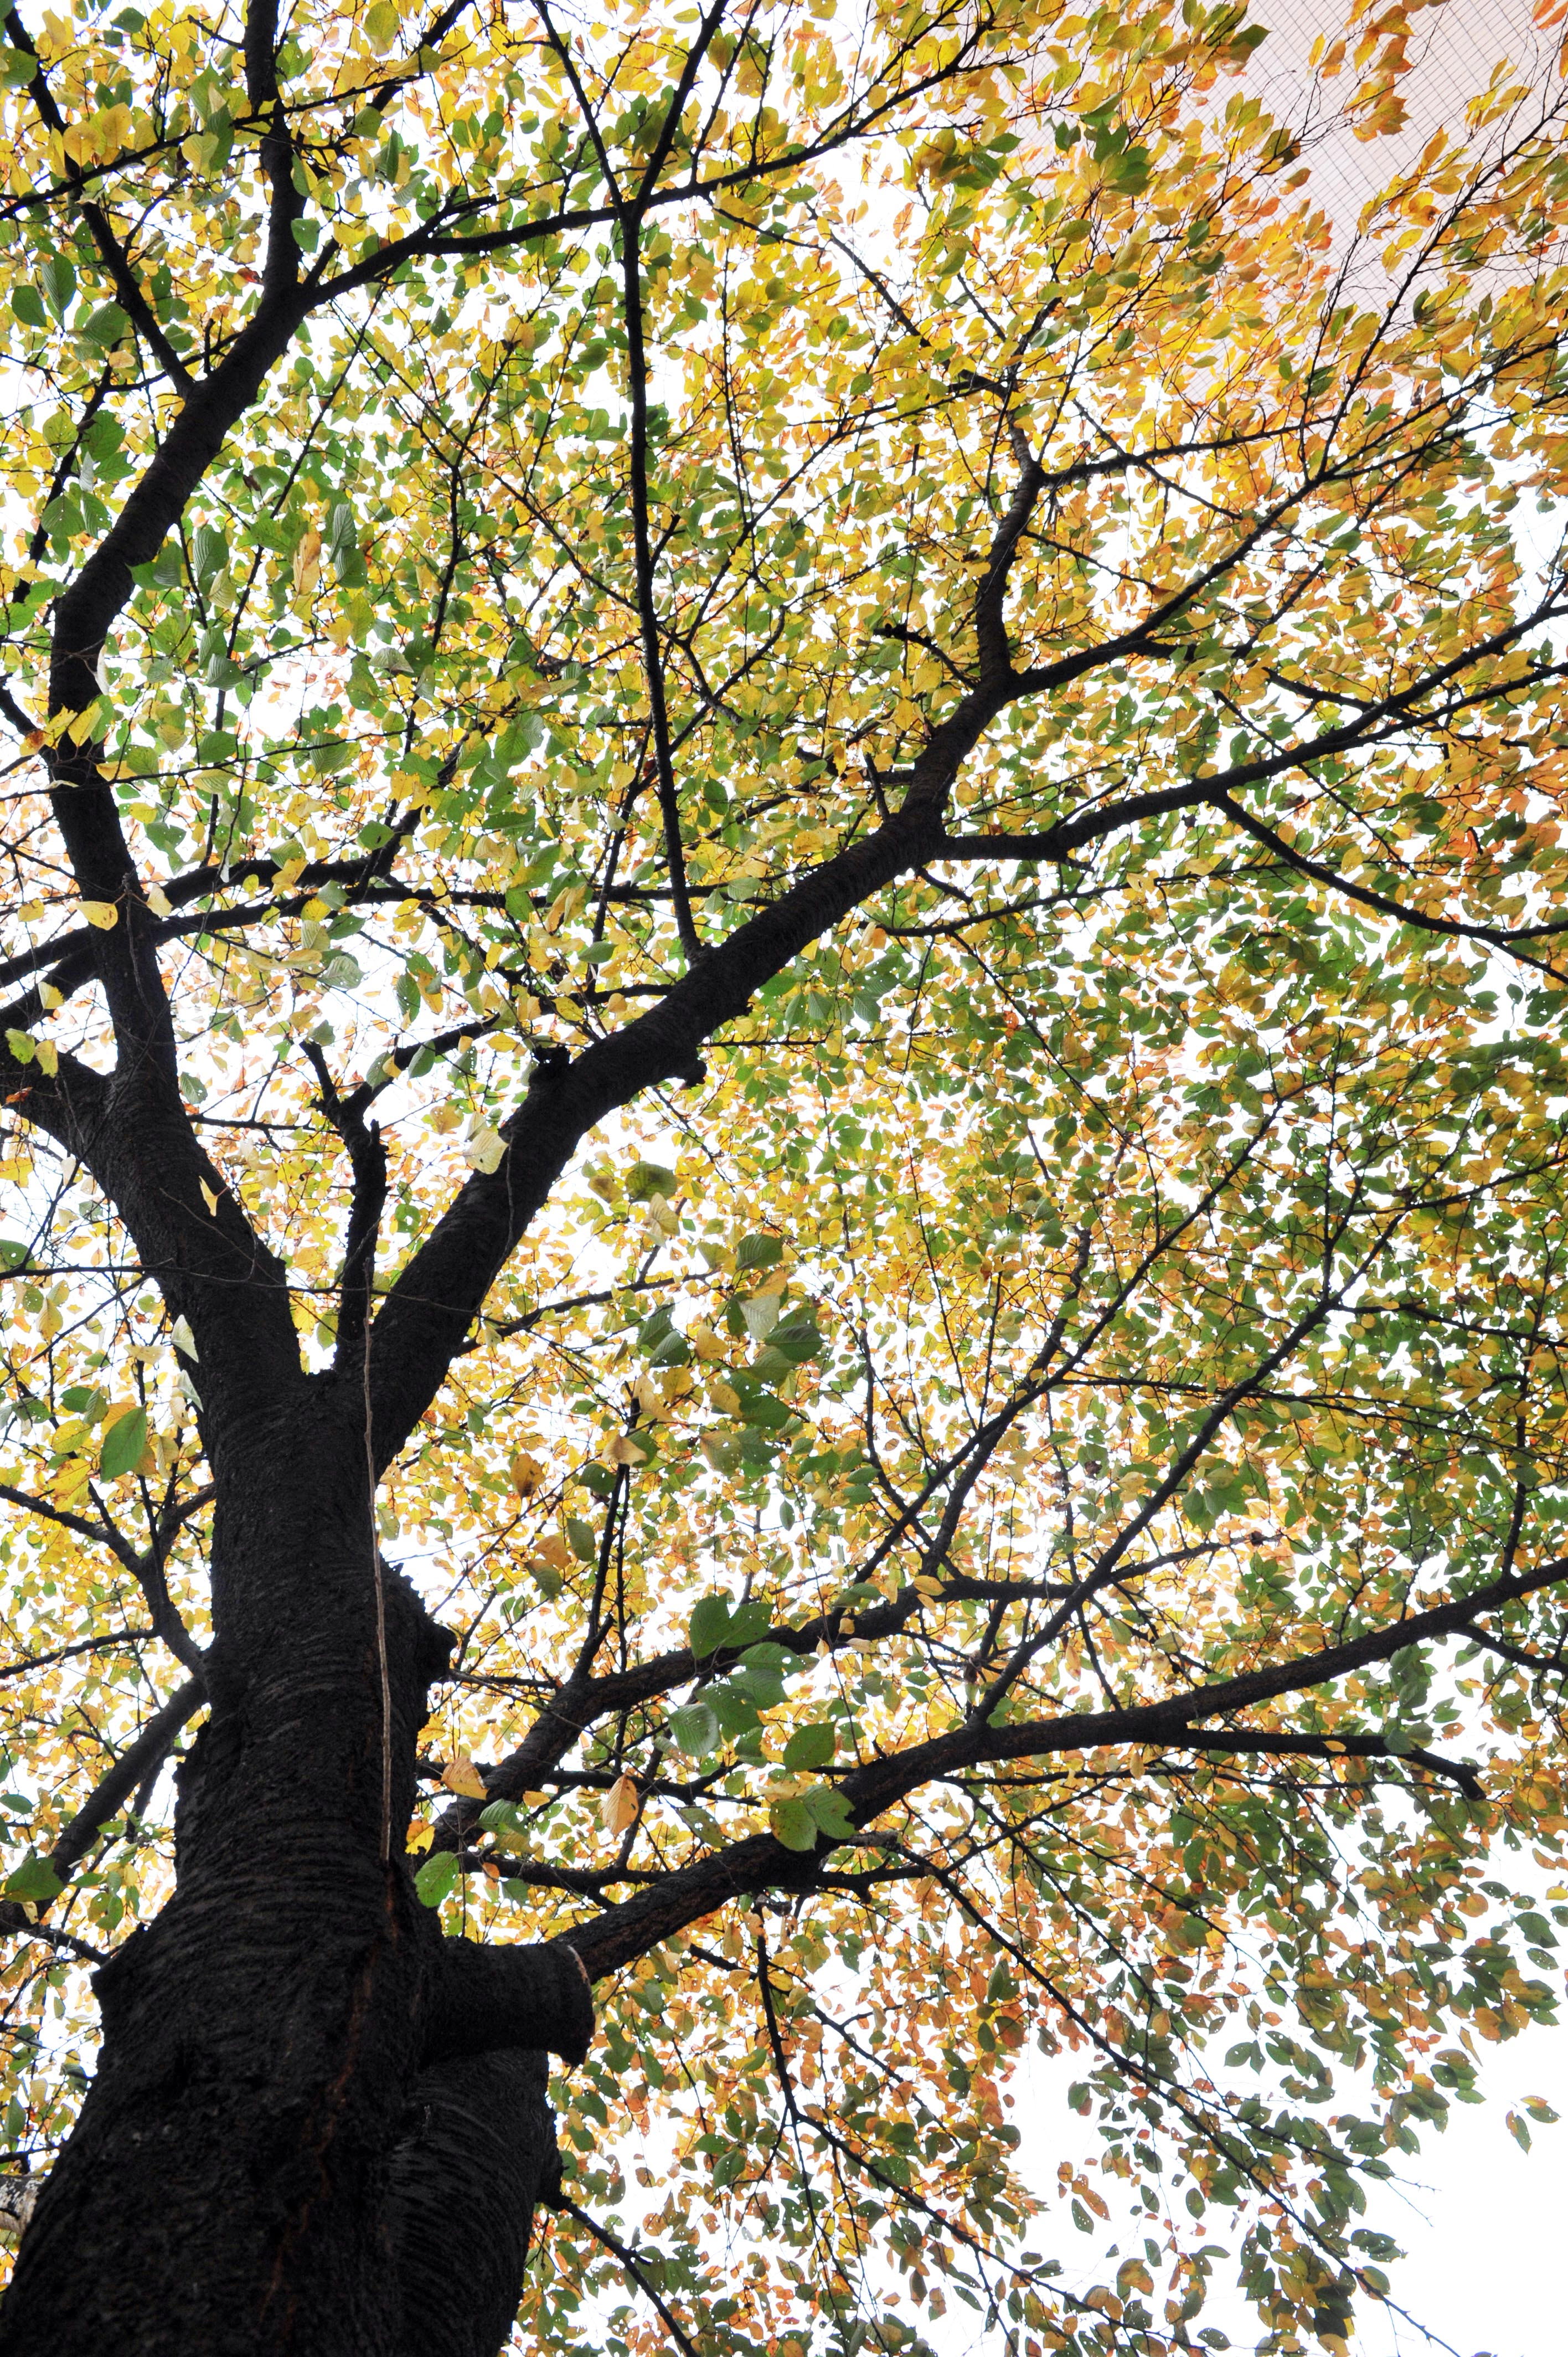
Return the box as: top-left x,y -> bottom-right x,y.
2,0 -> 1568,2348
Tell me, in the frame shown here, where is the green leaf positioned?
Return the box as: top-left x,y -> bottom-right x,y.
80,301 -> 130,346
689,1596 -> 731,1657
740,1294 -> 781,1342
626,1160 -> 678,1201
565,1515 -> 598,1563
477,1799 -> 524,1834
190,522 -> 228,581
670,1702 -> 720,1756
782,1721 -> 835,1771
726,1600 -> 772,1648
9,285 -> 45,330
39,257 -> 75,318
98,1407 -> 148,1480
803,1784 -> 855,1841
769,1315 -> 823,1363
4,1855 -> 62,1906
711,1681 -> 761,1735
414,1851 -> 460,1908
735,1232 -> 783,1271
734,1646 -> 788,1707
769,1797 -> 817,1851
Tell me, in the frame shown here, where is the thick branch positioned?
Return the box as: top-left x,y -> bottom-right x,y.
303,1044 -> 388,1367
367,633 -> 1562,1463
2,7 -> 193,389
421,1936 -> 594,2068
563,1555 -> 1565,1977
973,433 -> 1045,682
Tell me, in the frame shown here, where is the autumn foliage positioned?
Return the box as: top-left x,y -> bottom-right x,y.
1,0 -> 1567,2349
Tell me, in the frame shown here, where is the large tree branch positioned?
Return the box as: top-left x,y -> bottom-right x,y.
973,430 -> 1045,682
940,604 -> 1568,880
242,0 -> 303,303
0,1038 -> 111,1165
362,565 -> 1568,1470
559,1551 -> 1567,1978
303,1044 -> 388,1370
621,207 -> 700,963
422,1936 -> 593,2068
42,266 -> 308,1068
362,439 -> 1075,1457
363,794 -> 945,1463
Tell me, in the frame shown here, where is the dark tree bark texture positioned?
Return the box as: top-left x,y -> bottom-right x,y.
0,1397 -> 592,2355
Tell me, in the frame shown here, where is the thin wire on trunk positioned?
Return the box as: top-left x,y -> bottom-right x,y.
363,1322 -> 392,1864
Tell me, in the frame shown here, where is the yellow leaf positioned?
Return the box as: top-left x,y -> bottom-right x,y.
145,883 -> 173,918
81,900 -> 118,930
463,1125 -> 506,1175
406,1822 -> 434,1854
34,1042 -> 57,1079
441,1756 -> 487,1799
607,1434 -> 647,1466
199,1181 -> 219,1216
600,1773 -> 639,1838
292,528 -> 322,595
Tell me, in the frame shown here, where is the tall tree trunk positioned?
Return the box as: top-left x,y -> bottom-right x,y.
0,1397 -> 591,2356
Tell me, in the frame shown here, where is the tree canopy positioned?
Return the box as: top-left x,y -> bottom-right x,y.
0,0 -> 1567,2348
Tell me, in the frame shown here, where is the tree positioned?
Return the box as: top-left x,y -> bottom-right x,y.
0,0 -> 1565,2345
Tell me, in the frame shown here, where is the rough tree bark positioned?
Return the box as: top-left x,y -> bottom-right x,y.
0,1385 -> 594,2355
